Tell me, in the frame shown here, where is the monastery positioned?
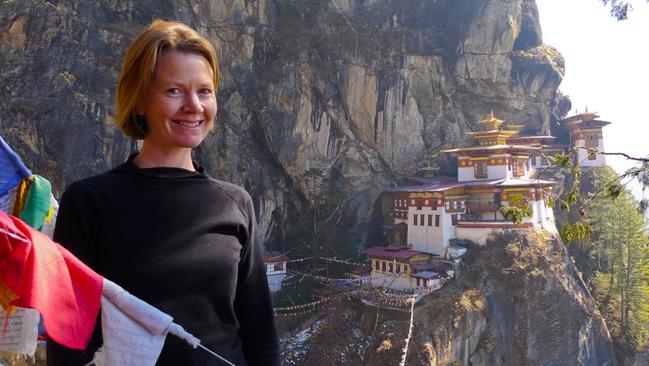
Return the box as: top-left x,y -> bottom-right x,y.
560,112 -> 611,167
361,112 -> 610,291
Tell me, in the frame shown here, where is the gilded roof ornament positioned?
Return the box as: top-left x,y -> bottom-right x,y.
480,110 -> 504,130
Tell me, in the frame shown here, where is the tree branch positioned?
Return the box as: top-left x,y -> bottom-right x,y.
576,146 -> 649,163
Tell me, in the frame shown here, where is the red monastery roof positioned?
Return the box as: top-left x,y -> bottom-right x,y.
388,177 -> 555,193
262,249 -> 289,263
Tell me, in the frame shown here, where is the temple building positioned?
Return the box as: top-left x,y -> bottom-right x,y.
361,113 -> 557,290
262,249 -> 289,293
560,112 -> 611,167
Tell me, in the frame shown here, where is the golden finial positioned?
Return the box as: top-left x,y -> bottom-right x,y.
480,111 -> 504,130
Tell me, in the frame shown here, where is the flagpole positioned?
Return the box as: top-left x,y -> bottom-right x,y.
197,343 -> 236,366
0,228 -> 29,243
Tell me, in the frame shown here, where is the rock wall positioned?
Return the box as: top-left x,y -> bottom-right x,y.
0,0 -> 563,245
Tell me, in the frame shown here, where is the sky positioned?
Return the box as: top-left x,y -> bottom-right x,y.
536,0 -> 649,201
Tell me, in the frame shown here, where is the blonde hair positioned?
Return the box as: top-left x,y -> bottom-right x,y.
115,19 -> 219,139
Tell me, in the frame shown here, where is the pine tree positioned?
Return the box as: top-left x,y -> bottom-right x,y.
587,168 -> 649,349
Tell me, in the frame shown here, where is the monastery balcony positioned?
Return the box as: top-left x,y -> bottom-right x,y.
456,220 -> 534,229
465,200 -> 500,213
459,213 -> 508,223
458,213 -> 534,229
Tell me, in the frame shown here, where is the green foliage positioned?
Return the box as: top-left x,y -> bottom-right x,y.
500,193 -> 533,224
552,152 -> 571,168
605,181 -> 624,199
564,186 -> 580,207
546,148 -> 649,349
545,195 -> 555,208
560,221 -> 591,243
583,168 -> 649,349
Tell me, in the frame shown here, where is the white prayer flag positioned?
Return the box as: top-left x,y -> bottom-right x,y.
0,307 -> 40,356
89,279 -> 200,366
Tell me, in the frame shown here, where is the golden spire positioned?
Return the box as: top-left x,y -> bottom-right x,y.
480,110 -> 504,130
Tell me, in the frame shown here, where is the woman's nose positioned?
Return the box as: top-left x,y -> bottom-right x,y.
183,93 -> 204,113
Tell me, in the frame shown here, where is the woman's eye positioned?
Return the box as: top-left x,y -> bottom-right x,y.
199,88 -> 213,95
166,88 -> 181,95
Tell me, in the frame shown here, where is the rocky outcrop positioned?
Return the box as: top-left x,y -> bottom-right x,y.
281,231 -> 616,365
0,0 -> 563,245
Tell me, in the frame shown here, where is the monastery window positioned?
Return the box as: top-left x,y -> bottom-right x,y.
374,260 -> 380,271
428,215 -> 433,226
512,160 -> 525,177
396,264 -> 401,274
420,215 -> 425,226
451,214 -> 458,226
474,161 -> 487,178
273,263 -> 283,272
435,215 -> 440,227
413,214 -> 418,226
381,261 -> 386,272
388,263 -> 393,273
585,132 -> 598,148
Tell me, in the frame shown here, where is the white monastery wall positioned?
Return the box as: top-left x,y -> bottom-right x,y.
442,211 -> 455,257
267,273 -> 286,293
487,164 -> 509,180
407,206 -> 446,255
458,167 -> 475,181
575,138 -> 606,167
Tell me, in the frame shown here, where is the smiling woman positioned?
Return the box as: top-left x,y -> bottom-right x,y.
46,20 -> 279,366
134,50 -> 217,169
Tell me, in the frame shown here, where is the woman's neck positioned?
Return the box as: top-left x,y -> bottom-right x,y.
133,143 -> 195,171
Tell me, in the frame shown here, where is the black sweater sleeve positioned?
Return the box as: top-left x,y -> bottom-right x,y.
233,193 -> 280,366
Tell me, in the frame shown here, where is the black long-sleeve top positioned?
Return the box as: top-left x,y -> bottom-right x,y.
46,156 -> 279,366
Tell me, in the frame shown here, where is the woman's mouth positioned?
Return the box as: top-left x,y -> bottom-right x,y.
173,120 -> 202,128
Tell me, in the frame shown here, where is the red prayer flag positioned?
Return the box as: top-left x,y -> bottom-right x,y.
0,210 -> 103,350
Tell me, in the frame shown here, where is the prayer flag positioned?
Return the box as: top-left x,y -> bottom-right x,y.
0,211 -> 103,350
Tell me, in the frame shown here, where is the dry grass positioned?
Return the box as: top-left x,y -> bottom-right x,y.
376,338 -> 393,352
505,230 -> 563,278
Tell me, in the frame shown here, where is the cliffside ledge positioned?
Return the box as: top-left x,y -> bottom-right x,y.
279,231 -> 617,365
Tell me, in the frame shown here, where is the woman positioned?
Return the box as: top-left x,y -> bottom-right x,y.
46,20 -> 279,365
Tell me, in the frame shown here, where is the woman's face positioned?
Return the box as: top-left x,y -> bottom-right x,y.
136,50 -> 217,153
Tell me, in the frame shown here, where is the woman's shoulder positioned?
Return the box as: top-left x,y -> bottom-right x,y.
61,164 -> 131,198
206,177 -> 253,217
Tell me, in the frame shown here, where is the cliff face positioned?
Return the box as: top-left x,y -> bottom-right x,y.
283,232 -> 617,365
0,0 -> 563,244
